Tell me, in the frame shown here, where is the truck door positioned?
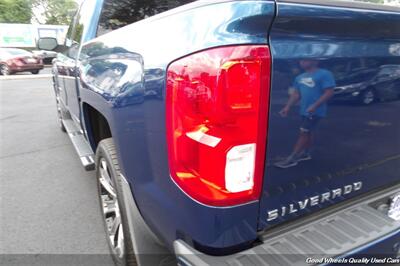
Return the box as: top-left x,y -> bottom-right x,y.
56,0 -> 98,124
54,17 -> 76,110
62,45 -> 80,122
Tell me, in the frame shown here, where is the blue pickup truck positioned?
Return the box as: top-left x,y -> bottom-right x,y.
38,0 -> 400,265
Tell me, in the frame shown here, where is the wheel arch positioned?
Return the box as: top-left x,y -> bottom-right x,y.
82,102 -> 112,151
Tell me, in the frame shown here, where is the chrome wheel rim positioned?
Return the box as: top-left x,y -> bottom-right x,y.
0,65 -> 9,75
99,158 -> 125,258
363,90 -> 374,105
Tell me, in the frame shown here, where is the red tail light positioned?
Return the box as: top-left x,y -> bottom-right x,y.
166,45 -> 271,206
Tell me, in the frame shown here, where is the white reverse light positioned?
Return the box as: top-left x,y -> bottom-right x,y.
225,143 -> 256,193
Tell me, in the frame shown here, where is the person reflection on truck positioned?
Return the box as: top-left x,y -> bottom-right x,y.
275,60 -> 335,169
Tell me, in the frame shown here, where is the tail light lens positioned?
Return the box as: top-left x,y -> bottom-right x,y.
166,45 -> 271,206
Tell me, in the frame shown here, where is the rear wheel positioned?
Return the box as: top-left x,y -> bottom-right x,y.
31,70 -> 40,74
0,64 -> 10,75
96,139 -> 138,266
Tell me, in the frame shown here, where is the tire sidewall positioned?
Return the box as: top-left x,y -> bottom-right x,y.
96,139 -> 137,266
0,64 -> 10,75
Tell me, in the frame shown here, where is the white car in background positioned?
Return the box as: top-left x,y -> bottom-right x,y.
32,49 -> 58,64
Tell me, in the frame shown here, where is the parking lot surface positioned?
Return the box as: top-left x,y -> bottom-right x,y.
0,77 -> 114,266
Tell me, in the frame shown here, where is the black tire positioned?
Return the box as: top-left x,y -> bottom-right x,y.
0,64 -> 10,75
96,139 -> 138,266
360,88 -> 376,105
31,70 -> 40,74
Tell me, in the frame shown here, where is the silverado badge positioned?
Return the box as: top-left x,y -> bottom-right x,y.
267,182 -> 363,222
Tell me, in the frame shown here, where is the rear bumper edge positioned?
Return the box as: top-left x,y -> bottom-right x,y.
174,184 -> 400,266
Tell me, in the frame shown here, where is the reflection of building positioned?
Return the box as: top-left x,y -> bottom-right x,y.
358,0 -> 400,7
0,23 -> 68,48
37,25 -> 68,45
384,0 -> 400,7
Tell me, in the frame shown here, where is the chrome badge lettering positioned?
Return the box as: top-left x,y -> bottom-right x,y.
267,181 -> 362,222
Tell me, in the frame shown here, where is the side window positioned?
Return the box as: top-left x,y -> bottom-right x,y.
65,0 -> 94,59
97,0 -> 194,37
65,12 -> 78,48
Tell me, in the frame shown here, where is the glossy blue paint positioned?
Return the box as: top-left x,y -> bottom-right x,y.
53,0 -> 400,255
77,0 -> 276,252
260,2 -> 400,229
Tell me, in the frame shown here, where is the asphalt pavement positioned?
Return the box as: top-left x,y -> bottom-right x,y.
14,66 -> 52,75
0,77 -> 114,266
